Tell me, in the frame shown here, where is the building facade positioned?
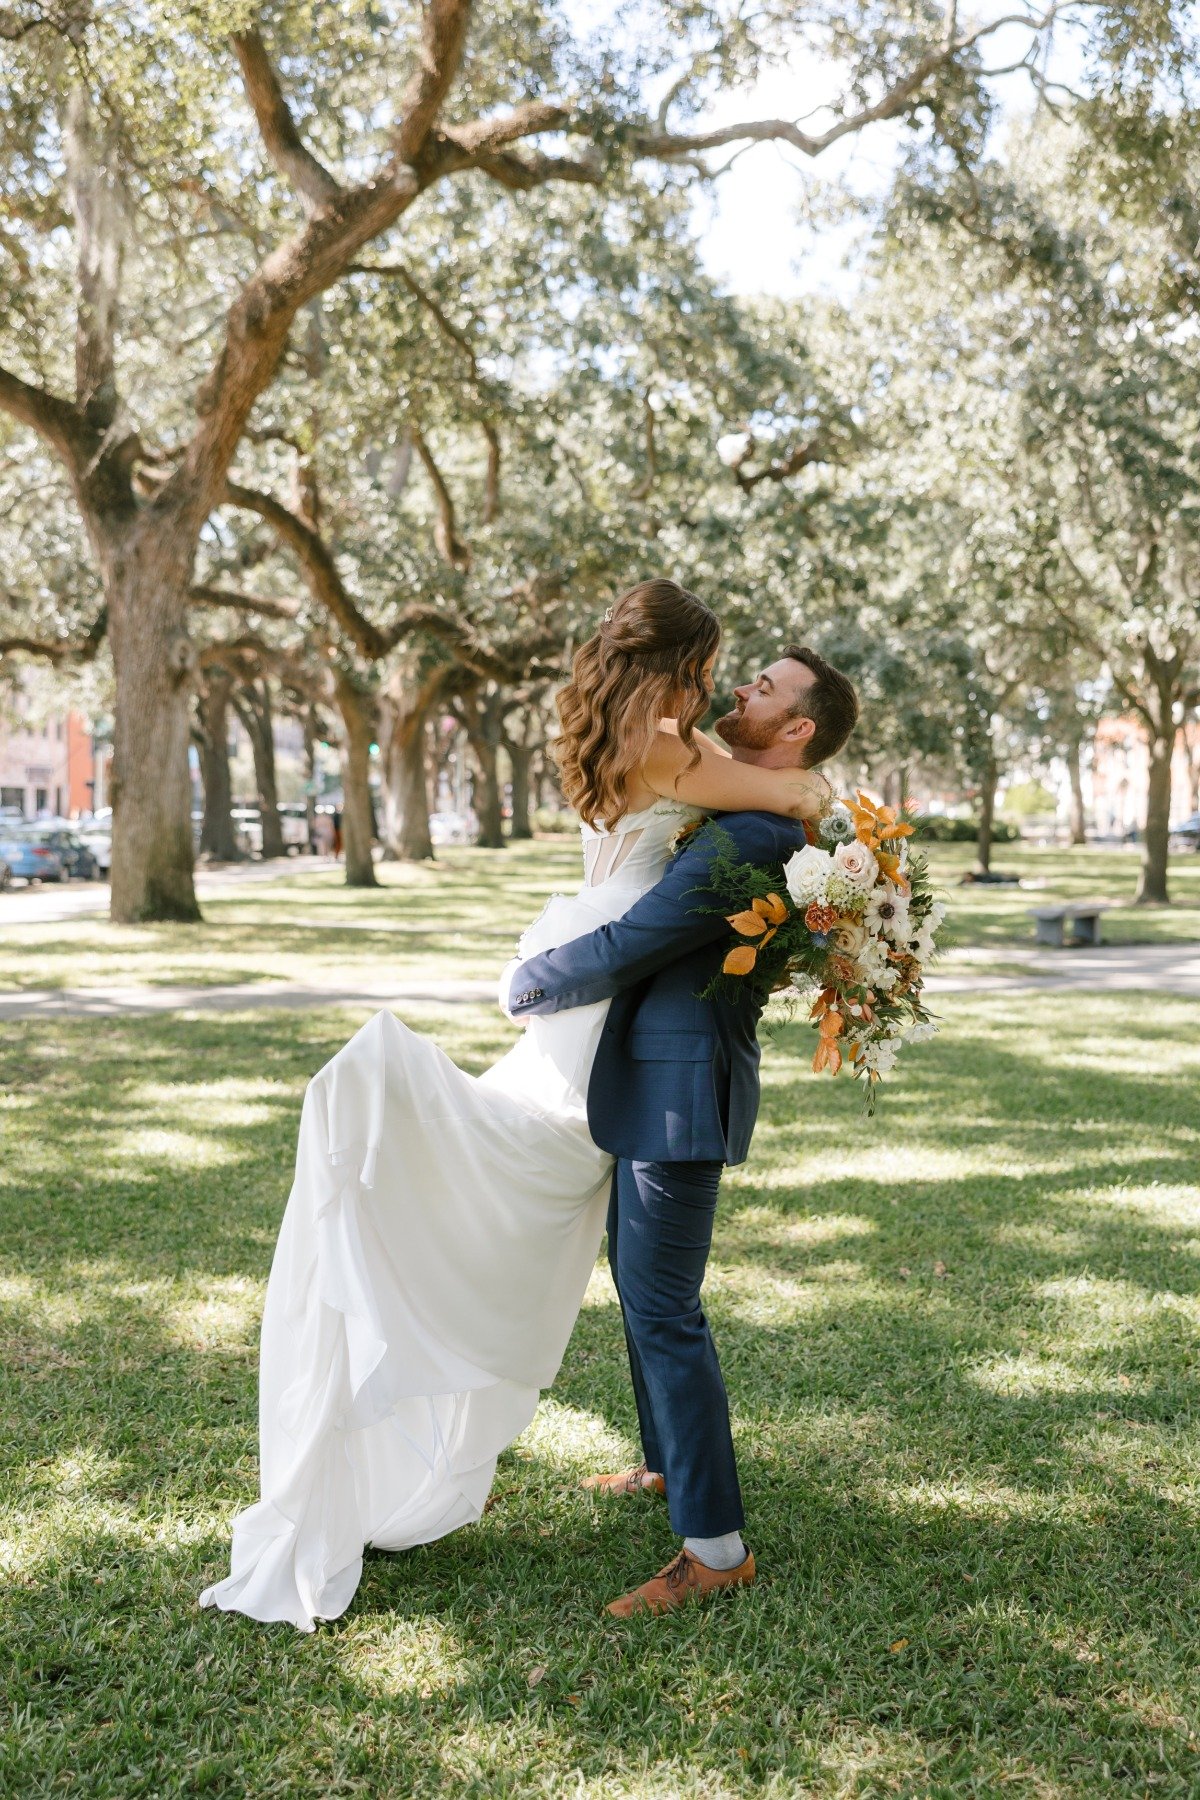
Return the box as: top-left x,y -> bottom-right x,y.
1088,716 -> 1199,837
0,688 -> 98,819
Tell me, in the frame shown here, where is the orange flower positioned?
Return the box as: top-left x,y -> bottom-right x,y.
848,789 -> 916,852
875,850 -> 910,891
805,902 -> 838,933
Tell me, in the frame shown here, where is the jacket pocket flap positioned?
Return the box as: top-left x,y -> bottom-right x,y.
627,1030 -> 714,1062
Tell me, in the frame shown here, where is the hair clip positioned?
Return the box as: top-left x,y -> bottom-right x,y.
602,607 -> 614,622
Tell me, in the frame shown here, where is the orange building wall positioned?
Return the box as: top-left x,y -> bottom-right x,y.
66,712 -> 94,815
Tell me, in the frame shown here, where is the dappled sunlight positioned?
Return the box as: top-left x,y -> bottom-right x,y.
579,1264 -> 618,1310
716,1261 -> 875,1322
1077,1182 -> 1200,1226
4,873 -> 1200,1796
163,1278 -> 262,1353
519,1396 -> 632,1473
723,1204 -> 875,1247
107,1126 -> 247,1170
879,1475 -> 1095,1525
967,1353 -> 1146,1400
349,1616 -> 476,1702
1035,1272 -> 1200,1330
132,1074 -> 292,1110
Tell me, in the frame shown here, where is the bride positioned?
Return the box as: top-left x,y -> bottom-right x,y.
200,578 -> 828,1630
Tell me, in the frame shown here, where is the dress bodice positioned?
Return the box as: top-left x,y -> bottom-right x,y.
581,800 -> 703,892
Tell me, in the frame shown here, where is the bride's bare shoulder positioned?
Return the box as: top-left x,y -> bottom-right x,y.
646,724 -> 730,775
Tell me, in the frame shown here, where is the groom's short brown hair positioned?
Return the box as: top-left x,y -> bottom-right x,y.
784,646 -> 859,767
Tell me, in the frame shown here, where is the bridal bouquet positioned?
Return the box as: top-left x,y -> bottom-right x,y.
700,793 -> 946,1108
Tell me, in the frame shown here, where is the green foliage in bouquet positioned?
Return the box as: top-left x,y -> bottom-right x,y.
688,797 -> 947,1107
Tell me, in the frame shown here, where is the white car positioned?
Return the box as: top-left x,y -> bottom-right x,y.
76,812 -> 112,874
277,802 -> 312,853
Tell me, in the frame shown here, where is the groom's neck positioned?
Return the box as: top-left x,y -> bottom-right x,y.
729,745 -> 809,771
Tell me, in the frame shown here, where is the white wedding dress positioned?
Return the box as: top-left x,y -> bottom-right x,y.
199,800 -> 698,1631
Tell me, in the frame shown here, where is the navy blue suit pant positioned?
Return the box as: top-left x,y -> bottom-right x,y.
607,1157 -> 743,1537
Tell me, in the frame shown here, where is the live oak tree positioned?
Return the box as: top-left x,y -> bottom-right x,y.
0,0 -> 1077,919
880,108 -> 1200,899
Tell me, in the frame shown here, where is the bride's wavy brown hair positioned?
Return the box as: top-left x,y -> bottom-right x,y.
555,579 -> 721,827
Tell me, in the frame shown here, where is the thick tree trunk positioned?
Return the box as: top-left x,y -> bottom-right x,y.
1067,732 -> 1087,847
106,532 -> 200,923
333,670 -> 378,888
976,752 -> 998,876
235,679 -> 286,858
471,738 -> 505,848
1135,726 -> 1173,904
507,740 -> 533,839
379,682 -> 435,862
196,668 -> 240,861
302,709 -> 319,848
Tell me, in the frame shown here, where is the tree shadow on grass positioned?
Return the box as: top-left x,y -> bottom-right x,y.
3,999 -> 1199,1792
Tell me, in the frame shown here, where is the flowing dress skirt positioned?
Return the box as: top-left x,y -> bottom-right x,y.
200,908 -> 615,1631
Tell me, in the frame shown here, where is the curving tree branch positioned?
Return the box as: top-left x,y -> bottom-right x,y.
233,29 -> 343,215
0,603 -> 108,664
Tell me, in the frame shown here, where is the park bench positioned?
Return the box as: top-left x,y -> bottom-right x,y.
1027,901 -> 1115,948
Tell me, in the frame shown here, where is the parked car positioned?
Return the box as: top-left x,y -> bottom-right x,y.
36,825 -> 101,880
0,851 -> 10,889
277,802 -> 311,853
0,828 -> 65,883
1169,812 -> 1200,850
230,806 -> 264,857
77,820 -> 112,874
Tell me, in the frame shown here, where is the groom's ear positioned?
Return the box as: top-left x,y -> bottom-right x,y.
778,712 -> 817,753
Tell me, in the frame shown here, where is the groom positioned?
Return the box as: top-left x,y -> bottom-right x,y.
508,645 -> 860,1616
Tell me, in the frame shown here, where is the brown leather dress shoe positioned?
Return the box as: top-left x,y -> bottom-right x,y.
605,1548 -> 756,1618
581,1462 -> 666,1499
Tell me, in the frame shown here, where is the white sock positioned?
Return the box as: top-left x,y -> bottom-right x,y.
684,1531 -> 746,1571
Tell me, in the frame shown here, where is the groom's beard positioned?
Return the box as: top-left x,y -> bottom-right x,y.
715,705 -> 793,752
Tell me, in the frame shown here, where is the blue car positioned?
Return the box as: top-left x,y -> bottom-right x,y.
0,830 -> 65,884
37,826 -> 100,880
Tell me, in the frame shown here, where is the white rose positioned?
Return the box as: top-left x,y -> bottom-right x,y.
784,844 -> 834,906
833,839 -> 878,890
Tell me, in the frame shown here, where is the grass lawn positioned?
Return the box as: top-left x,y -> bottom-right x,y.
2,844 -> 1199,1796
2,839 -> 1199,997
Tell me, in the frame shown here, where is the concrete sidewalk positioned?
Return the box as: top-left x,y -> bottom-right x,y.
1,942 -> 1196,1022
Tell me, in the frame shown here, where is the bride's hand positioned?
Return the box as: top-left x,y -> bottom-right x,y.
768,765 -> 833,821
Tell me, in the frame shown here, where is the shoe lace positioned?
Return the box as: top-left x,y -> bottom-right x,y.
623,1462 -> 650,1494
664,1551 -> 695,1593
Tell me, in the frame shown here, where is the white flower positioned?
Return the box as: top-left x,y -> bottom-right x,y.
784,844 -> 834,905
826,872 -> 866,912
905,1021 -> 938,1044
818,803 -> 856,847
909,924 -> 938,964
866,884 -> 911,945
861,1037 -> 899,1074
833,839 -> 878,890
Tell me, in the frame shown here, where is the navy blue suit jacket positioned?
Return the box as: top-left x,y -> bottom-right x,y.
508,811 -> 807,1165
